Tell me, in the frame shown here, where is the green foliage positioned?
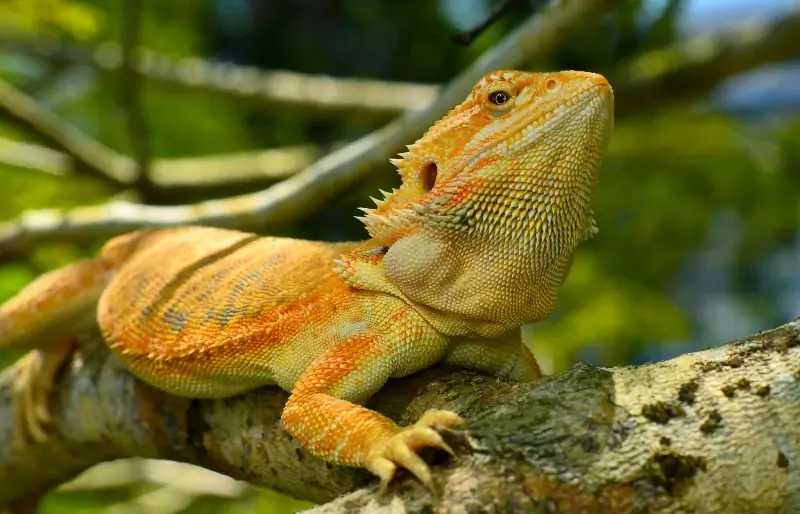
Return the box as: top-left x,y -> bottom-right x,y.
0,0 -> 104,41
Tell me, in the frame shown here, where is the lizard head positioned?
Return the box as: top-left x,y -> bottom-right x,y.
360,70 -> 614,336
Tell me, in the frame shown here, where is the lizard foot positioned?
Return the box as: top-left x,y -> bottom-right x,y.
366,409 -> 465,491
13,343 -> 74,450
333,250 -> 402,297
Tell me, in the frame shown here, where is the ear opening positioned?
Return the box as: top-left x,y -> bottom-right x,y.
421,162 -> 438,192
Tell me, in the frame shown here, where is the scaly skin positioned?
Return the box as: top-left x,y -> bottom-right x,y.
0,70 -> 614,489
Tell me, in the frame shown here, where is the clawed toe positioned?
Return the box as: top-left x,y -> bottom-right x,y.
367,409 -> 466,491
12,344 -> 73,450
13,351 -> 48,449
416,409 -> 465,431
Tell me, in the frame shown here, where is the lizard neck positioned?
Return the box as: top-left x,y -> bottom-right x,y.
335,237 -> 553,339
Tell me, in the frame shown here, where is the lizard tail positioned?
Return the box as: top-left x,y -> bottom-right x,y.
0,229 -> 159,351
0,258 -> 115,351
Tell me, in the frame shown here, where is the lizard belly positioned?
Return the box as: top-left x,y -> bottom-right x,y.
95,226 -> 362,398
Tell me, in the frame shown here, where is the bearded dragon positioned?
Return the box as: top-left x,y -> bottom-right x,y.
0,69 -> 614,489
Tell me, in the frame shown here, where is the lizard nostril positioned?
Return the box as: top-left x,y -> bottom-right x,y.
422,162 -> 438,192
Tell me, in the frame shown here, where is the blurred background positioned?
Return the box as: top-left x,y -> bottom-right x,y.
0,0 -> 798,512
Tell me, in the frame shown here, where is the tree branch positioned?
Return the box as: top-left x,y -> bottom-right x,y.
0,317 -> 797,511
0,36 -> 438,119
0,136 -> 323,190
614,9 -> 800,116
2,9 -> 798,200
0,0 -> 615,254
0,78 -> 135,187
4,9 -> 799,122
119,0 -> 153,195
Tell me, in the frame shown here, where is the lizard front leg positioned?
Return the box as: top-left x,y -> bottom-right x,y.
443,329 -> 543,382
336,254 -> 543,383
281,313 -> 462,489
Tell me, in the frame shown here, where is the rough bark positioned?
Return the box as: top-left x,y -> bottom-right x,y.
0,318 -> 797,513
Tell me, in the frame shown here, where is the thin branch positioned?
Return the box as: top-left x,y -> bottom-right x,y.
451,0 -> 526,45
0,0 -> 615,254
614,9 -> 800,116
0,36 -> 439,119
119,0 -> 153,194
2,9 -> 799,195
0,138 -> 68,178
0,317 -> 797,510
0,136 -> 322,187
0,78 -> 134,187
4,8 -> 799,123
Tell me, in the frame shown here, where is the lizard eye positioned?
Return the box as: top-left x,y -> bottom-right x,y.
488,91 -> 510,105
421,162 -> 438,192
483,83 -> 515,114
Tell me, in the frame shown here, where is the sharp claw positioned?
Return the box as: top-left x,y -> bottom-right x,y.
418,409 -> 465,429
369,456 -> 397,493
27,416 -> 50,443
36,406 -> 52,424
402,451 -> 433,490
435,438 -> 456,457
384,440 -> 433,489
35,387 -> 52,423
407,427 -> 453,455
366,409 -> 463,491
11,343 -> 74,450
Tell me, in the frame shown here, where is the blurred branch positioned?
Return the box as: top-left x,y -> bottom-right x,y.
0,78 -> 135,187
1,9 -> 798,192
0,36 -> 439,119
0,0 -> 615,255
451,0 -> 525,45
119,0 -> 153,195
0,317 -> 797,511
2,9 -> 799,123
614,9 -> 800,115
0,136 -> 322,188
0,73 -> 325,197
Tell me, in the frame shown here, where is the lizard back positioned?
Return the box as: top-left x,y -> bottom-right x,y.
97,226 -> 360,396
